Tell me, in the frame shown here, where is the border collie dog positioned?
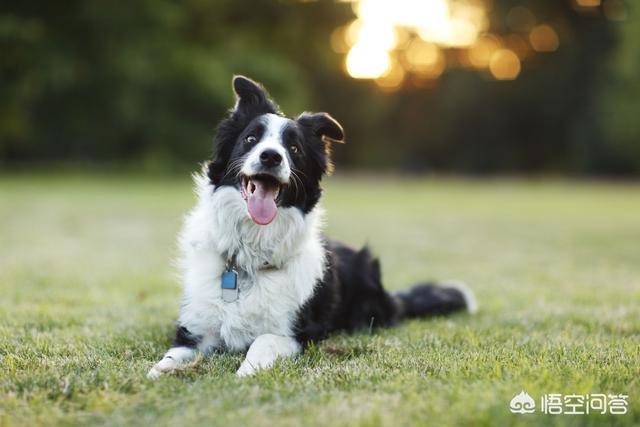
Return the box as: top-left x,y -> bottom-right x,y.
148,76 -> 477,378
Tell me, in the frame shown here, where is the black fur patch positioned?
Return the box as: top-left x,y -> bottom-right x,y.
173,325 -> 201,348
293,241 -> 399,346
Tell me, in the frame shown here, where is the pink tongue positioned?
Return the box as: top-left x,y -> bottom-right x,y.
247,180 -> 278,225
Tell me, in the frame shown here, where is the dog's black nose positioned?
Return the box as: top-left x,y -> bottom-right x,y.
260,149 -> 282,167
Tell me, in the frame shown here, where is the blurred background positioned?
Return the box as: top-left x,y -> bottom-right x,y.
1,0 -> 638,175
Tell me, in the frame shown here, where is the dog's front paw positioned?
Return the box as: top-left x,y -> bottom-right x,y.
147,366 -> 163,380
147,357 -> 178,380
236,360 -> 258,377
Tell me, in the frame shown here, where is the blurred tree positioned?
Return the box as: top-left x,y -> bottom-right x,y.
0,0 -> 346,168
597,1 -> 640,174
327,0 -> 623,175
0,0 -> 637,175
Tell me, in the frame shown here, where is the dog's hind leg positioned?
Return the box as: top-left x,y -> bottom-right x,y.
147,325 -> 217,379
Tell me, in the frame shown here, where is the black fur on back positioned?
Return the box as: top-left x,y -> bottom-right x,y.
294,240 -> 471,346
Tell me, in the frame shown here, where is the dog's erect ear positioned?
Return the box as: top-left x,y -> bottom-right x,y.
233,75 -> 265,103
297,112 -> 345,144
297,112 -> 345,176
232,75 -> 278,117
207,76 -> 278,186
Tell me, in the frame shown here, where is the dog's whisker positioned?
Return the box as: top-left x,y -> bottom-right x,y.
291,169 -> 307,200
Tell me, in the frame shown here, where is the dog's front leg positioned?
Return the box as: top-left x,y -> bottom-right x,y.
147,346 -> 199,379
236,334 -> 301,377
147,326 -> 219,379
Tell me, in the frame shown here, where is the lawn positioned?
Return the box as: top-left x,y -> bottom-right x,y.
1,173 -> 639,427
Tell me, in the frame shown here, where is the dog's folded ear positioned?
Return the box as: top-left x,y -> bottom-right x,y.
297,112 -> 345,144
232,75 -> 278,117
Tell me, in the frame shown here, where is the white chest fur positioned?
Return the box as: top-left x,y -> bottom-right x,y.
176,175 -> 325,352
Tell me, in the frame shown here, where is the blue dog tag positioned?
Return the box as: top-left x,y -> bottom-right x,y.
221,270 -> 238,302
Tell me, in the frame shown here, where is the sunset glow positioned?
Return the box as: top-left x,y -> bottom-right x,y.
344,0 -> 487,79
336,0 -> 561,86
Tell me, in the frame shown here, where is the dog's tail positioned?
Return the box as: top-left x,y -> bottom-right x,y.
392,281 -> 478,320
328,244 -> 477,331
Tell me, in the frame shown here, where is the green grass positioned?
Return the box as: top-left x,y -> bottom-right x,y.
1,173 -> 639,427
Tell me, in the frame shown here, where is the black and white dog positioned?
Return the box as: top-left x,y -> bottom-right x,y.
148,76 -> 477,378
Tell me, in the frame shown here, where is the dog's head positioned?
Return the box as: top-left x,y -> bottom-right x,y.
208,76 -> 344,225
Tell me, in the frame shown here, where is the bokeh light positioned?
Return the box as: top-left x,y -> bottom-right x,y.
337,0 -> 562,86
529,25 -> 560,52
489,49 -> 521,80
343,0 -> 486,80
346,43 -> 391,78
375,61 -> 406,90
467,34 -> 502,69
405,40 -> 443,73
574,0 -> 601,7
505,34 -> 531,60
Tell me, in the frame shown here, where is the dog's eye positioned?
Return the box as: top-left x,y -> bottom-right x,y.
245,135 -> 257,144
290,145 -> 299,154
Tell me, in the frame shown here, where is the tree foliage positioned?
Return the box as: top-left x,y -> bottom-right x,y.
0,0 -> 637,174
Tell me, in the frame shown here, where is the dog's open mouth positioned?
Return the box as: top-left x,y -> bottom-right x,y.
241,174 -> 282,225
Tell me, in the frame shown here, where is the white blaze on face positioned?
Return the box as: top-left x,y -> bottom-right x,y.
240,114 -> 292,226
241,113 -> 291,182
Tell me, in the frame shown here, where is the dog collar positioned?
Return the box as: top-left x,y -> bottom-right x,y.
220,254 -> 278,302
221,256 -> 239,302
